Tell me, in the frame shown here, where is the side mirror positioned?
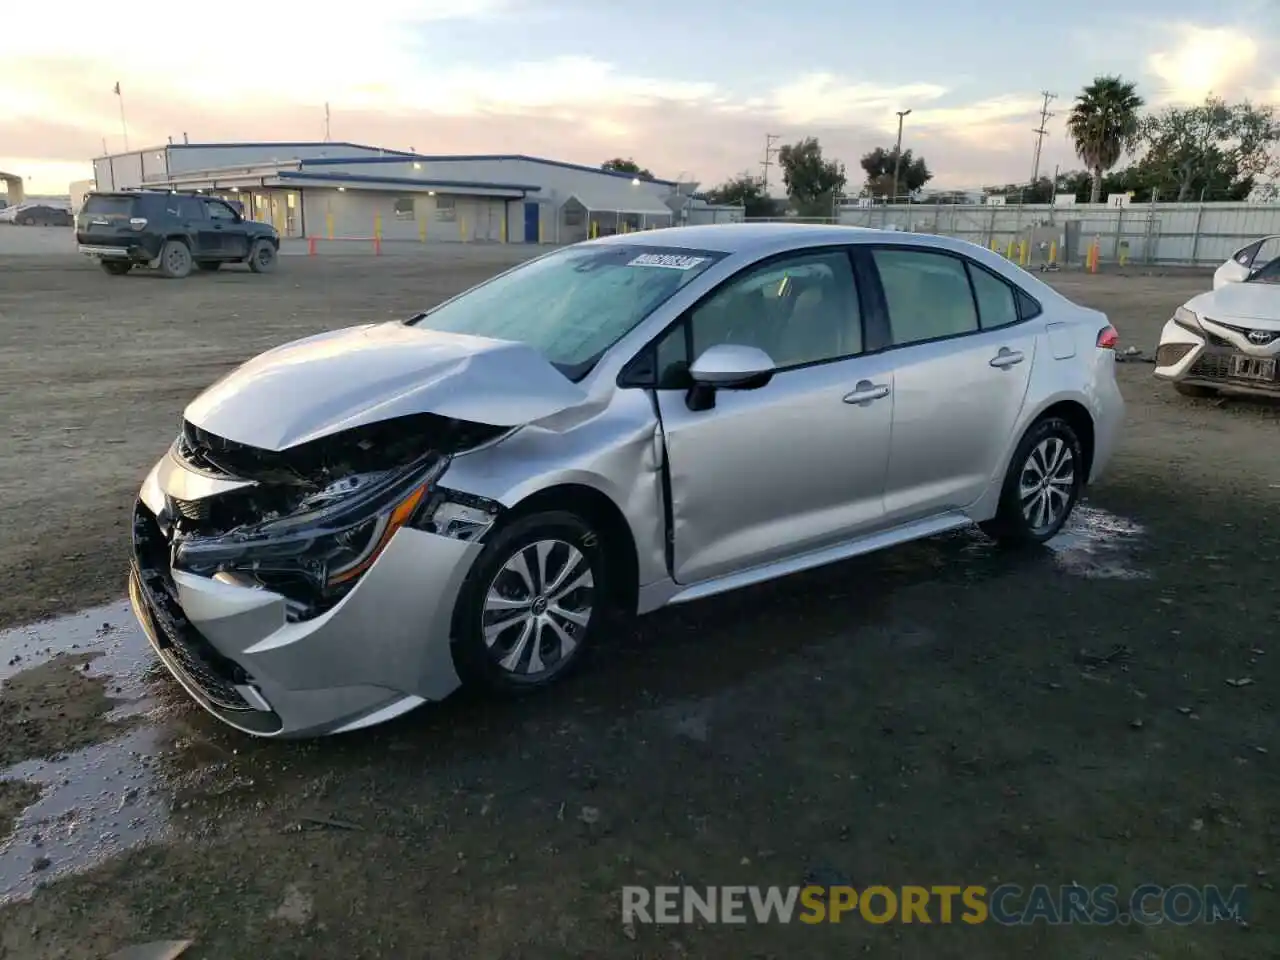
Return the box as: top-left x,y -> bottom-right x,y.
686,344 -> 775,411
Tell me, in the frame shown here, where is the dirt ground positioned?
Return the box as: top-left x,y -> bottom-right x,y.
0,252 -> 1277,959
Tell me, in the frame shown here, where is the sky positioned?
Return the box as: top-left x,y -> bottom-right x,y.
3,0 -> 1280,195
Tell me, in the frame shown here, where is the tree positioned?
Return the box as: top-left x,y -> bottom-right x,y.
777,137 -> 847,216
859,146 -> 932,199
702,173 -> 778,218
601,157 -> 655,180
1137,96 -> 1280,201
1066,75 -> 1145,203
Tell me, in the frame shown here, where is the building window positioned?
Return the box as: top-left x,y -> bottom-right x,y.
563,207 -> 584,226
394,197 -> 415,221
435,195 -> 456,222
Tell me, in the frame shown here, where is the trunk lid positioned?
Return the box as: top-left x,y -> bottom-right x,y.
183,321 -> 589,450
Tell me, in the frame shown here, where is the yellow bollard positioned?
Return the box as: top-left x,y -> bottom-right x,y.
1048,240 -> 1057,265
1018,240 -> 1028,266
325,212 -> 334,240
990,237 -> 999,252
1005,239 -> 1015,259
418,219 -> 426,243
373,213 -> 382,241
538,219 -> 544,244
590,221 -> 598,239
500,217 -> 507,243
460,217 -> 468,242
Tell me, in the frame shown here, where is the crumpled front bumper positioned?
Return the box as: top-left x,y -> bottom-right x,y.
129,455 -> 483,738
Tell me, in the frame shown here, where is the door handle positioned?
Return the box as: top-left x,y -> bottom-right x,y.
843,380 -> 890,404
989,348 -> 1025,369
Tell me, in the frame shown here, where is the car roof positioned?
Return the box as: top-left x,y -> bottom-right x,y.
588,222 -> 985,259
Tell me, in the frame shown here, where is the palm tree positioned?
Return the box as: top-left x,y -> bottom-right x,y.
1067,76 -> 1145,203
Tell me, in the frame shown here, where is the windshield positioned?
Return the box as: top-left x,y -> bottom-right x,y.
407,244 -> 725,378
1247,256 -> 1280,283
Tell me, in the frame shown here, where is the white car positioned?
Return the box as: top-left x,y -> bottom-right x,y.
1213,235 -> 1280,289
1155,260 -> 1280,399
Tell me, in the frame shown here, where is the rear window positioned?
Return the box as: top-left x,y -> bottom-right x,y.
82,196 -> 135,216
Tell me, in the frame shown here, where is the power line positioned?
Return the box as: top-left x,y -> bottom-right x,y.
761,134 -> 781,192
1030,91 -> 1056,185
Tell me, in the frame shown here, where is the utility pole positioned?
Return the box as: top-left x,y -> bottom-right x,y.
892,109 -> 912,202
113,82 -> 129,152
1030,91 -> 1057,187
760,134 -> 780,192
324,102 -> 331,142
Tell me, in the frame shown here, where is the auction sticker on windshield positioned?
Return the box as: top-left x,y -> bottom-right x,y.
628,253 -> 709,270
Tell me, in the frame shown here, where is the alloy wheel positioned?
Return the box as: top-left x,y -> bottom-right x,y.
481,539 -> 594,678
1019,437 -> 1075,535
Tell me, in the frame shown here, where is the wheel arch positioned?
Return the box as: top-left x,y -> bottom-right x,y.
496,483 -> 641,616
1028,397 -> 1096,482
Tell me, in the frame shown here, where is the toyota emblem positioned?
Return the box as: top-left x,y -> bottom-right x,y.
1247,329 -> 1275,345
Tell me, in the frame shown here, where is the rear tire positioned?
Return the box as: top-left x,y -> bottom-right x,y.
452,510 -> 609,696
158,239 -> 192,279
979,416 -> 1085,546
1174,383 -> 1218,398
195,260 -> 221,272
100,261 -> 132,276
248,240 -> 277,273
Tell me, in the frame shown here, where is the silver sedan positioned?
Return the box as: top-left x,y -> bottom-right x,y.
128,223 -> 1125,737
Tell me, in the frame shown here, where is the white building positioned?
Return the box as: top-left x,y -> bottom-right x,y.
91,141 -> 693,244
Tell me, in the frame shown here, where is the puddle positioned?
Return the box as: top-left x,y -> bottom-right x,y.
0,603 -> 180,903
1,600 -> 155,716
0,726 -> 168,904
885,504 -> 1150,582
1041,505 -> 1150,580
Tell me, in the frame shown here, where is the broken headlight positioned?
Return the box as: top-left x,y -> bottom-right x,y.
173,453 -> 448,601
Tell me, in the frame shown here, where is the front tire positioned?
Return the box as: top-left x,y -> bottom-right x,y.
980,416 -> 1084,546
248,239 -> 277,273
452,510 -> 607,696
100,260 -> 132,276
157,239 -> 192,279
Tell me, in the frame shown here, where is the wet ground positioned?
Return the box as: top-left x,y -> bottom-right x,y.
0,256 -> 1277,958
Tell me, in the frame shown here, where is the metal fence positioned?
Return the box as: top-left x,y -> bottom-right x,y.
753,201 -> 1280,267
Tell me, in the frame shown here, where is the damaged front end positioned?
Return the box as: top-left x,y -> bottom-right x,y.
166,414 -> 507,621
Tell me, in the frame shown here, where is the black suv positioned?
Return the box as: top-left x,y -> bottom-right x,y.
76,190 -> 280,279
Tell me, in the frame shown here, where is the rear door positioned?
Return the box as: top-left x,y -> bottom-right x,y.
865,245 -> 1037,524
78,194 -> 138,246
203,199 -> 248,259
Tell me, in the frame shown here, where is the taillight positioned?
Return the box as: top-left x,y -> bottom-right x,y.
128,217 -> 148,231
1096,325 -> 1119,350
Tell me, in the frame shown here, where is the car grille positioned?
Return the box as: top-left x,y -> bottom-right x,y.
1189,351 -> 1234,380
131,501 -> 255,712
1205,319 -> 1279,346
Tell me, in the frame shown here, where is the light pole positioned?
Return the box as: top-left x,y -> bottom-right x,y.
892,108 -> 912,203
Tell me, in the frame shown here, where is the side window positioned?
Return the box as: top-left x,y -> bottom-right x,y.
205,200 -> 237,221
966,263 -> 1019,329
1253,237 -> 1280,271
872,248 -> 978,346
176,197 -> 206,220
687,250 -> 862,369
654,323 -> 690,389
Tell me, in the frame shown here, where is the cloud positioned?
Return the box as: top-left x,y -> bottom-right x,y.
1146,25 -> 1261,103
4,6 -> 1220,195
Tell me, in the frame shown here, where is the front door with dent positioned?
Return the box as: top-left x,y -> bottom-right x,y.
867,247 -> 1036,523
652,248 -> 894,585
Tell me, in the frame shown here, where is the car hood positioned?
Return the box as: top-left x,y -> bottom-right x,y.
1187,283 -> 1280,329
183,321 -> 588,450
